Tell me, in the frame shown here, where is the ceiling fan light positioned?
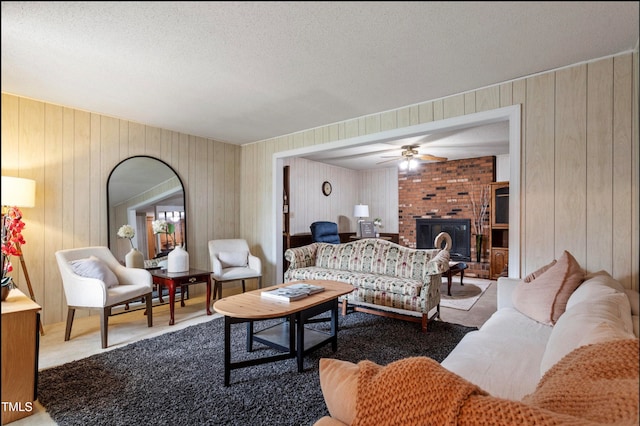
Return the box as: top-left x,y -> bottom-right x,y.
399,159 -> 409,170
408,158 -> 417,170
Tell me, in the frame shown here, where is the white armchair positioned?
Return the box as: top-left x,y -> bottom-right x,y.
55,246 -> 153,349
208,239 -> 262,301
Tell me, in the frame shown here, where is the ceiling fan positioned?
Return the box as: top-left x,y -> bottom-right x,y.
376,145 -> 447,170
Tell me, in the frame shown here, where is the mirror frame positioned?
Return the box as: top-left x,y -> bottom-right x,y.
107,155 -> 186,262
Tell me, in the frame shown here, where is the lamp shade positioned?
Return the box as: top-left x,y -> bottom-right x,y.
353,204 -> 369,218
1,176 -> 36,207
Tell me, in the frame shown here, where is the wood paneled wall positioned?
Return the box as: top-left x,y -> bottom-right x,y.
285,157 -> 398,235
1,51 -> 637,326
1,95 -> 240,325
242,52 -> 639,290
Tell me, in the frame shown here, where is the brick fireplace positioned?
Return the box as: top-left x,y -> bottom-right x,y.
398,156 -> 495,278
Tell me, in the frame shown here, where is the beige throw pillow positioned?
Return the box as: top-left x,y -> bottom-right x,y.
318,358 -> 358,425
512,250 -> 584,325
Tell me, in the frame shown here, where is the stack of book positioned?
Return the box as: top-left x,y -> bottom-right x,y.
261,283 -> 324,302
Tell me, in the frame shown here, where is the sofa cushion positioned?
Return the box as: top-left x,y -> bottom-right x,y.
512,250 -> 584,325
441,307 -> 552,400
286,267 -> 422,296
318,359 -> 358,425
539,292 -> 634,375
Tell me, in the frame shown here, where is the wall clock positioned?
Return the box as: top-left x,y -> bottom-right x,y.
322,181 -> 332,196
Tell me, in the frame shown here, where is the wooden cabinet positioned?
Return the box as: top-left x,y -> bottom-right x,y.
490,182 -> 509,279
1,289 -> 41,424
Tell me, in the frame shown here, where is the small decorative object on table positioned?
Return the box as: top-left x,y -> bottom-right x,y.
360,221 -> 376,238
117,224 -> 144,268
1,207 -> 26,301
167,244 -> 189,273
373,217 -> 383,237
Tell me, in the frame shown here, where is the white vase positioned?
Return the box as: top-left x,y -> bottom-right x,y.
167,245 -> 189,273
125,248 -> 144,268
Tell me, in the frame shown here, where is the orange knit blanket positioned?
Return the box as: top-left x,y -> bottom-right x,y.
353,339 -> 639,426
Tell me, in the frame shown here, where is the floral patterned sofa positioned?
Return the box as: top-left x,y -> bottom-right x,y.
284,238 -> 449,331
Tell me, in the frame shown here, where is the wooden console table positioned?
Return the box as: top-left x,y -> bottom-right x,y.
1,289 -> 41,424
150,268 -> 212,325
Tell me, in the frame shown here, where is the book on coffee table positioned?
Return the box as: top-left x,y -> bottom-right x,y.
285,283 -> 325,295
261,287 -> 310,302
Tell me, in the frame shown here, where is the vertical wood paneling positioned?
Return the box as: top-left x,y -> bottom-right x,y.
19,99 -> 45,315
464,92 -> 476,114
476,86 -> 500,112
612,54 -> 634,287
499,82 -> 513,107
2,93 -> 242,325
443,94 -> 465,118
90,113 -> 102,245
43,103 -> 64,324
524,74 -> 556,273
555,65 -> 587,264
586,58 -> 614,273
3,52 -> 639,326
73,111 -> 91,248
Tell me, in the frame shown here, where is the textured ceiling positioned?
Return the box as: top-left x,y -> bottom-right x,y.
2,1 -> 638,152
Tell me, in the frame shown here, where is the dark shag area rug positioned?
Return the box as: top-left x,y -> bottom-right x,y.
38,312 -> 477,426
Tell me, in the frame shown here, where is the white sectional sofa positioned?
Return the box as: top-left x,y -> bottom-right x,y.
441,270 -> 640,400
314,250 -> 639,425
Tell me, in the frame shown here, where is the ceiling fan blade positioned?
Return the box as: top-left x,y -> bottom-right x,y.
376,158 -> 402,165
379,155 -> 402,159
416,154 -> 447,162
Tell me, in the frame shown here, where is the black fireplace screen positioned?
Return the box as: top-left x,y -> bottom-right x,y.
416,218 -> 471,261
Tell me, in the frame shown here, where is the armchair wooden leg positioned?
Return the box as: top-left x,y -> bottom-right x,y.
64,307 -> 75,341
145,294 -> 153,327
241,280 -> 246,293
100,307 -> 110,349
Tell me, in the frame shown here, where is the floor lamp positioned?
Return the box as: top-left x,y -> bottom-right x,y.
1,176 -> 44,335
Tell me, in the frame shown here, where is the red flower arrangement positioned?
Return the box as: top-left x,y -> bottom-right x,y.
1,207 -> 26,289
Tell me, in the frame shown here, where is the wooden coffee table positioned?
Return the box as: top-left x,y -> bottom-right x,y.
213,280 -> 354,386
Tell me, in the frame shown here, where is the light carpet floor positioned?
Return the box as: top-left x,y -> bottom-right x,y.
440,277 -> 493,311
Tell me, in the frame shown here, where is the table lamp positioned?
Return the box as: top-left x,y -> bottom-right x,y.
353,204 -> 369,237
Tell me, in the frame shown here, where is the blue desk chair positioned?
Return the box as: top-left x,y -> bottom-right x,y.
310,221 -> 341,244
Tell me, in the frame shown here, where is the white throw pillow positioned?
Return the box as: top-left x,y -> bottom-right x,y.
218,251 -> 248,268
69,256 -> 119,289
539,292 -> 633,376
566,270 -> 625,311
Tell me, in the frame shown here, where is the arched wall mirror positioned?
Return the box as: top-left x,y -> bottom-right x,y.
107,156 -> 186,264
